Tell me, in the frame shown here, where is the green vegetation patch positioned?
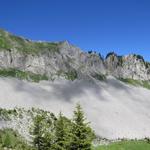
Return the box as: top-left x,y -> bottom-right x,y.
64,70 -> 78,81
0,30 -> 11,49
0,68 -> 48,82
0,108 -> 18,120
93,140 -> 150,150
57,70 -> 78,81
145,61 -> 150,69
133,54 -> 145,62
119,78 -> 150,90
0,128 -> 33,150
117,55 -> 123,66
0,104 -> 95,150
0,29 -> 59,54
92,73 -> 106,81
30,104 -> 95,150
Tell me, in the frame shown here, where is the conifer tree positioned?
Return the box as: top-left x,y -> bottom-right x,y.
52,112 -> 72,150
70,104 -> 95,150
32,114 -> 45,150
31,111 -> 56,150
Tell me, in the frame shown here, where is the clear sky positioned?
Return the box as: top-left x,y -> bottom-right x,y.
0,0 -> 150,61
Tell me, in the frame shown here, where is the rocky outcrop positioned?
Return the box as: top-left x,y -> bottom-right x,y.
105,53 -> 150,80
0,29 -> 149,81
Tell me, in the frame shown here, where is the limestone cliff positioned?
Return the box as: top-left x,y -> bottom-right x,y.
0,29 -> 149,81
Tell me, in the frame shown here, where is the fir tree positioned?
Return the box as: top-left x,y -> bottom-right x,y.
31,114 -> 45,150
31,111 -> 56,150
70,104 -> 95,150
53,112 -> 72,150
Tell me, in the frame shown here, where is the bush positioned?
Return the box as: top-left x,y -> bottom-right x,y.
92,73 -> 106,81
64,70 -> 78,81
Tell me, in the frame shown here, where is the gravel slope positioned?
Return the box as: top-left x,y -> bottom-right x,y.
0,76 -> 150,140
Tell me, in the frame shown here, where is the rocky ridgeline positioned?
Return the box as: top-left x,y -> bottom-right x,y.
0,29 -> 150,81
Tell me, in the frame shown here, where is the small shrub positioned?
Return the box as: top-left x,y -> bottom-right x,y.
92,73 -> 106,81
64,70 -> 78,81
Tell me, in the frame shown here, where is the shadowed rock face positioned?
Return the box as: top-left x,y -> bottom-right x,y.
0,29 -> 150,81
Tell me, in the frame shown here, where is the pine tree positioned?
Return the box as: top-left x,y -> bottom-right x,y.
31,114 -> 45,150
30,106 -> 95,150
31,111 -> 56,150
53,112 -> 72,150
70,104 -> 95,150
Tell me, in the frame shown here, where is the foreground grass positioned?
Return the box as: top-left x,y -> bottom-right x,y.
93,140 -> 150,150
0,128 -> 150,150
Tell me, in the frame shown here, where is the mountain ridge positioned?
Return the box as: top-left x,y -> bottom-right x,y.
0,28 -> 150,81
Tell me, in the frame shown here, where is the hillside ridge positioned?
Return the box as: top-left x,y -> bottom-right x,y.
0,28 -> 150,81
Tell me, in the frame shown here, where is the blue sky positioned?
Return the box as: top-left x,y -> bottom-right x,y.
0,0 -> 150,61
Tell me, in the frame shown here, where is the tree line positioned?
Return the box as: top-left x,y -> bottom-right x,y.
30,104 -> 95,150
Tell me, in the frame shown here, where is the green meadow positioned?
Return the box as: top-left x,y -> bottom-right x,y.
93,140 -> 150,150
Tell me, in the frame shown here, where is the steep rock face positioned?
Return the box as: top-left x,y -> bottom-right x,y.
0,42 -> 105,79
121,55 -> 149,80
105,53 -> 150,80
0,29 -> 150,81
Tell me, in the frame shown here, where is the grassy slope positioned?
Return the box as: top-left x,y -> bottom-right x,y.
0,29 -> 59,54
119,78 -> 150,90
0,68 -> 48,82
93,140 -> 150,150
